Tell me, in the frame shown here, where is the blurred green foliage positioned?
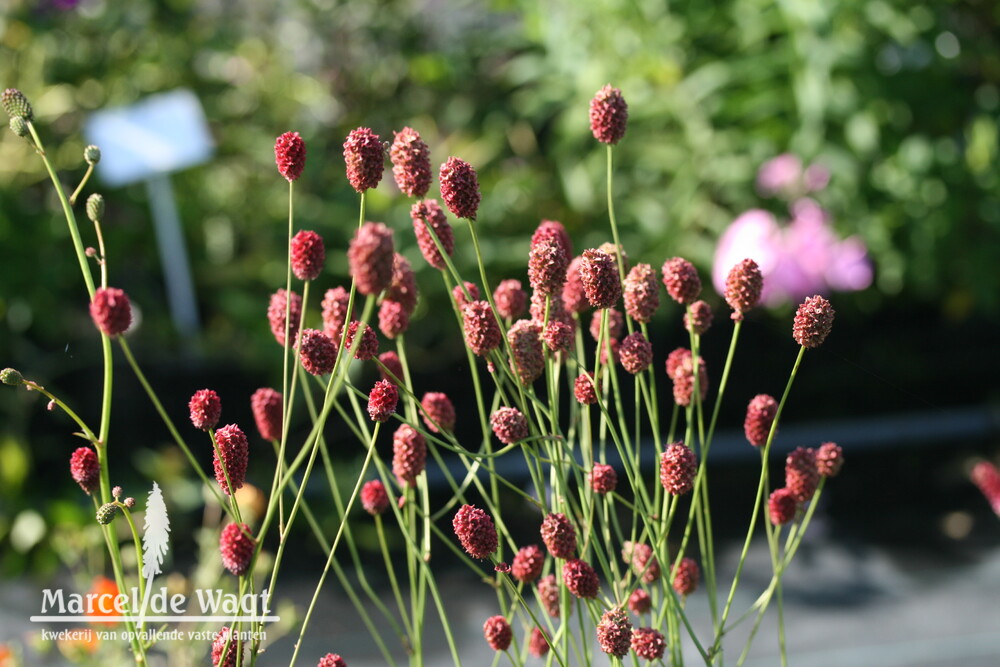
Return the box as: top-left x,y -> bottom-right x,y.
1,0 -> 999,572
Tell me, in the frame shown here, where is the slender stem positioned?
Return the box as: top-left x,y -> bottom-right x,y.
68,164 -> 94,205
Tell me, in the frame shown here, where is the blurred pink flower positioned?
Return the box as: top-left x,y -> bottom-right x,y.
756,154 -> 802,197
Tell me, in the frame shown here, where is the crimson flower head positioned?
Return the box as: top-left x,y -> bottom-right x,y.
493,279 -> 527,320
392,424 -> 427,487
361,480 -> 390,515
90,287 -> 132,336
378,300 -> 409,339
70,447 -> 100,494
816,441 -> 844,477
420,392 -> 456,433
189,389 -> 222,431
268,289 -> 302,347
439,157 -> 481,220
528,627 -> 550,657
580,248 -> 621,309
390,126 -> 431,197
590,308 -> 624,342
528,239 -> 569,296
511,544 -> 544,583
574,372 -> 599,405
589,85 -> 628,145
462,300 -> 502,356
724,258 -> 763,321
537,575 -> 561,618
343,321 -> 378,361
769,487 -> 798,525
622,541 -> 660,583
632,627 -> 667,661
343,127 -> 384,192
744,394 -> 778,447
562,256 -> 589,314
411,199 -> 454,270
596,607 -> 632,658
317,655 -> 346,667
793,295 -> 835,348
482,615 -> 512,651
540,512 -> 576,559
490,407 -> 528,445
972,461 -> 1000,515
666,347 -> 709,407
321,286 -> 352,341
452,504 -> 498,559
628,589 -> 652,615
219,522 -> 255,576
662,257 -> 702,305
672,557 -> 700,596
367,379 -> 398,423
348,222 -> 395,296
623,263 -> 660,323
563,558 -> 599,598
274,131 -> 306,182
590,463 -> 618,495
532,219 -> 573,258
508,320 -> 544,385
290,230 -> 326,281
213,424 -> 249,495
685,300 -> 714,335
542,320 -> 574,354
211,626 -> 244,667
299,329 -> 337,376
377,351 -> 403,384
453,281 -> 480,310
620,331 -> 653,375
386,253 -> 418,315
251,388 -> 282,442
785,447 -> 819,502
660,442 -> 697,495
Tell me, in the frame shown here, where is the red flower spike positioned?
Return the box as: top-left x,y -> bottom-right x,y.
685,299 -> 714,335
439,157 -> 481,220
390,127 -> 431,197
672,557 -> 700,597
268,289 -> 302,347
662,257 -> 702,305
793,295 -> 835,348
511,544 -> 545,583
490,407 -> 529,445
540,512 -> 577,559
660,442 -> 697,495
786,447 -> 820,502
508,319 -> 544,385
420,392 -> 456,433
410,199 -> 454,270
528,627 -> 550,657
321,286 -> 352,341
590,308 -> 623,342
590,85 -> 628,145
274,131 -> 306,182
623,263 -> 660,324
219,522 -> 255,576
378,300 -> 409,339
452,504 -> 498,559
392,424 -> 427,488
632,627 -> 667,661
744,394 -> 778,447
580,248 -> 621,309
482,615 -> 512,652
542,320 -> 573,354
462,300 -> 502,356
361,480 -> 390,515
343,321 -> 378,361
251,388 -> 282,441
563,558 -> 599,598
724,258 -> 763,321
290,230 -> 325,281
211,626 -> 244,667
665,347 -> 708,407
299,329 -> 337,376
317,654 -> 347,667
816,441 -> 844,477
70,447 -> 100,494
343,127 -> 384,193
596,607 -> 632,658
628,589 -> 652,616
377,351 -> 403,384
213,424 -> 248,495
453,281 -> 480,310
972,461 -> 1000,515
622,541 -> 661,583
367,379 -> 398,423
493,279 -> 527,320
769,487 -> 798,526
562,256 -> 589,314
528,239 -> 569,296
385,253 -> 418,315
574,372 -> 599,405
620,331 -> 653,375
537,575 -> 562,618
590,463 -> 618,495
348,222 -> 395,297
532,219 -> 573,258
90,287 -> 132,336
189,389 -> 222,431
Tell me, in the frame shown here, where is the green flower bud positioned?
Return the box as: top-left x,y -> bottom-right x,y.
96,502 -> 120,525
1,368 -> 24,386
87,193 -> 105,222
84,145 -> 101,165
9,117 -> 27,137
2,88 -> 33,121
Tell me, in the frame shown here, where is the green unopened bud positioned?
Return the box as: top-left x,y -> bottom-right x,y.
87,193 -> 105,222
2,88 -> 33,121
9,116 -> 27,137
84,144 -> 101,165
96,502 -> 121,525
1,368 -> 24,386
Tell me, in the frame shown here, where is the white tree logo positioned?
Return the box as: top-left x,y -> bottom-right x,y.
138,481 -> 170,625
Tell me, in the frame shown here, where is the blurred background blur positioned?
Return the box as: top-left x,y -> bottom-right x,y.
2,0 -> 1000,663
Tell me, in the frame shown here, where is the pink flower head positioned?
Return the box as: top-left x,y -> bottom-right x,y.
756,153 -> 802,197
793,295 -> 835,348
421,392 -> 456,433
590,463 -> 618,495
744,394 -> 778,447
540,512 -> 576,559
90,287 -> 132,336
660,442 -> 697,495
367,379 -> 398,423
494,279 -> 527,320
532,219 -> 573,259
628,589 -> 651,615
624,263 -> 660,323
439,157 -> 481,220
685,300 -> 714,335
537,574 -> 561,617
377,351 -> 403,384
666,347 -> 709,407
268,289 -> 302,347
622,541 -> 660,583
483,615 -> 512,651
385,253 -> 418,315
452,504 -> 498,559
662,257 -> 701,305
574,372 -> 599,405
589,85 -> 628,145
453,281 -> 480,310
562,256 -> 589,314
580,248 -> 621,309
343,320 -> 378,361
321,286 -> 352,341
317,655 -> 347,667
410,199 -> 454,271
528,627 -> 550,657
392,424 -> 427,487
70,447 -> 100,494
251,388 -> 282,441
462,300 -> 502,356
724,258 -> 763,321
349,222 -> 395,297
816,441 -> 844,477
528,239 -> 569,296
632,627 -> 666,661
274,131 -> 306,182
211,626 -> 244,667
290,230 -> 325,281
390,127 -> 431,197
590,307 -> 624,342
769,487 -> 798,525
619,331 -> 653,375
563,558 -> 599,598
361,480 -> 390,515
219,522 -> 255,576
299,329 -> 337,375
511,544 -> 544,583
343,127 -> 384,192
507,319 -> 544,385
213,424 -> 249,495
378,300 -> 409,339
542,320 -> 573,354
490,407 -> 528,445
786,447 -> 819,502
596,607 -> 632,658
672,557 -> 700,596
972,461 -> 1000,515
189,389 -> 222,431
